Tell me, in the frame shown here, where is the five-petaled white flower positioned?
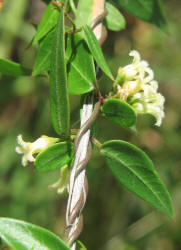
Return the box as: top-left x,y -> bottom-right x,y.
15,135 -> 59,166
115,50 -> 165,126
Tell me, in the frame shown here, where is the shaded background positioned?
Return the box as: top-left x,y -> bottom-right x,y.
0,0 -> 181,249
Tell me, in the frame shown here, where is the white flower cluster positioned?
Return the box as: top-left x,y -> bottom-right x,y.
116,50 -> 165,126
15,135 -> 59,166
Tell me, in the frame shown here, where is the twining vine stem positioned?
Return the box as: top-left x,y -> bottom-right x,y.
66,94 -> 94,248
65,1 -> 106,249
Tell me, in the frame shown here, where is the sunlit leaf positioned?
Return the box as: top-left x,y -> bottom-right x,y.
75,0 -> 93,27
35,142 -> 74,172
66,33 -> 96,94
32,3 -> 59,45
104,2 -> 126,31
33,30 -> 96,94
101,140 -> 173,218
102,98 -> 136,128
0,58 -> 31,76
0,217 -> 70,250
32,30 -> 54,76
83,25 -> 114,80
50,7 -> 70,137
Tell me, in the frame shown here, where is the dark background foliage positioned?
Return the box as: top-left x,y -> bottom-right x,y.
0,0 -> 181,249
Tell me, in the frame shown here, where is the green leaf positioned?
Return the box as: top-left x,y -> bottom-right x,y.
83,25 -> 114,80
76,240 -> 87,250
104,2 -> 126,31
35,142 -> 74,172
102,98 -> 136,128
50,8 -> 70,137
112,0 -> 167,32
31,25 -> 69,75
75,0 -> 93,27
101,140 -> 173,217
66,33 -> 96,94
0,217 -> 70,250
32,30 -> 54,76
0,58 -> 31,76
32,3 -> 59,45
32,30 -> 95,94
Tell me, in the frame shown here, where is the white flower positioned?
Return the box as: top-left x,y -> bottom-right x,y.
116,50 -> 153,85
15,135 -> 59,166
132,86 -> 165,126
115,50 -> 155,100
115,50 -> 165,126
117,65 -> 137,82
117,79 -> 141,101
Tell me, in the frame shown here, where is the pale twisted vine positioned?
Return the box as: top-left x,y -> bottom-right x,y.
66,98 -> 101,246
65,1 -> 106,248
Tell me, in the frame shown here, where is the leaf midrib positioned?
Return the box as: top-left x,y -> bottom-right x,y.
102,148 -> 169,213
33,50 -> 50,75
33,47 -> 93,86
54,23 -> 62,133
137,0 -> 152,14
66,55 -> 92,85
84,26 -> 113,80
37,151 -> 68,168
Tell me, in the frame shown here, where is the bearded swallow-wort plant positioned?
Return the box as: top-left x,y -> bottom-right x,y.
0,1 -> 173,249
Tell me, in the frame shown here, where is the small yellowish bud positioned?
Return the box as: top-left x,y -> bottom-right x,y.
15,135 -> 59,166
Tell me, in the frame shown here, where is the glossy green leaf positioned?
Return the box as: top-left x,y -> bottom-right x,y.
32,30 -> 54,76
83,25 -> 114,80
112,0 -> 167,32
50,8 -> 70,137
0,58 -> 31,76
0,217 -> 70,250
101,140 -> 173,218
102,98 -> 136,128
66,33 -> 96,94
32,26 -> 70,76
32,3 -> 59,45
75,0 -> 93,27
104,2 -> 126,31
32,30 -> 95,94
76,240 -> 87,250
35,142 -> 74,172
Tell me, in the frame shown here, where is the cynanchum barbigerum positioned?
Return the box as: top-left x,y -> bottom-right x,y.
114,50 -> 165,126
